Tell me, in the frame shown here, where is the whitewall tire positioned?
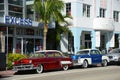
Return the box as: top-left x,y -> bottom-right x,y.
36,64 -> 43,74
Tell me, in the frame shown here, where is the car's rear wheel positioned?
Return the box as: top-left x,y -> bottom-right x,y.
63,65 -> 68,71
36,64 -> 43,74
102,60 -> 107,67
82,60 -> 88,68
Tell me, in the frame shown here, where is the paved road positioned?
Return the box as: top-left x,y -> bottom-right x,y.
1,65 -> 120,80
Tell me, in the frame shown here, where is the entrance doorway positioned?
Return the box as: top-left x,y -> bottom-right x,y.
100,34 -> 106,50
84,34 -> 91,49
81,31 -> 91,49
5,37 -> 13,53
115,34 -> 119,48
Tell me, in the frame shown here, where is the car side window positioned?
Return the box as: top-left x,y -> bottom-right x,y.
47,52 -> 54,57
54,52 -> 62,57
90,50 -> 96,54
90,50 -> 100,54
38,52 -> 45,58
95,50 -> 101,54
30,52 -> 45,58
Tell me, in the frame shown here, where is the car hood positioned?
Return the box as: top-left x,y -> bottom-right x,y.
14,58 -> 40,64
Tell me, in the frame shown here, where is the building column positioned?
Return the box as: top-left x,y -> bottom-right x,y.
60,34 -> 68,52
93,31 -> 101,49
21,38 -> 23,54
106,32 -> 114,52
4,0 -> 8,15
0,32 -> 5,53
91,30 -> 96,49
70,28 -> 82,54
23,0 -> 26,18
12,27 -> 16,53
106,32 -> 110,52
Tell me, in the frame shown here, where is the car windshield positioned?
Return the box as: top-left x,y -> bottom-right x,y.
76,50 -> 89,55
109,49 -> 120,54
30,52 -> 45,58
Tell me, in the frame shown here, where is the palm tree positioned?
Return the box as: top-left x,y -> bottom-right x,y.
34,0 -> 65,50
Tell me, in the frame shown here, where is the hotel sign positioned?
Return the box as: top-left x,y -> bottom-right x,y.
4,16 -> 32,26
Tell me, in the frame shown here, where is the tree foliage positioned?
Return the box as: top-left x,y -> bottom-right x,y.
34,0 -> 65,50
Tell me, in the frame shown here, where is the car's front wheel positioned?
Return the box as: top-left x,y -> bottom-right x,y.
102,60 -> 107,67
63,65 -> 68,71
36,64 -> 43,73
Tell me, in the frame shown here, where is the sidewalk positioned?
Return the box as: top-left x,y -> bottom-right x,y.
0,70 -> 15,77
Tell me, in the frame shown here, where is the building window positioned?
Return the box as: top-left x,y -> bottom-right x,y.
83,4 -> 90,17
0,4 -> 4,10
0,0 -> 4,3
9,12 -> 22,17
25,28 -> 34,35
16,28 -> 24,35
8,0 -> 23,6
8,27 -> 14,34
0,12 -> 4,17
100,8 -> 106,18
35,29 -> 42,36
113,11 -> 119,22
9,5 -> 23,13
66,3 -> 71,15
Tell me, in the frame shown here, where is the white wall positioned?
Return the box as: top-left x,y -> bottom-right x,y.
60,34 -> 68,52
112,0 -> 120,11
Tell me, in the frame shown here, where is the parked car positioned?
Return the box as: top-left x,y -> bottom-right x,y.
105,48 -> 120,63
13,50 -> 73,73
70,49 -> 109,68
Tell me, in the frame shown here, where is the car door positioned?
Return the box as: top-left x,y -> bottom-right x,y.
54,52 -> 64,69
90,50 -> 102,64
45,52 -> 60,70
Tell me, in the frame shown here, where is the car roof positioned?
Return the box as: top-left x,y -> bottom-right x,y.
109,48 -> 120,53
77,49 -> 99,51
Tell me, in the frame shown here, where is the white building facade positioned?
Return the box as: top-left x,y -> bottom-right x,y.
61,0 -> 120,53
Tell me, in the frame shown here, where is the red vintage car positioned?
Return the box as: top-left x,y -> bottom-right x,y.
13,50 -> 73,73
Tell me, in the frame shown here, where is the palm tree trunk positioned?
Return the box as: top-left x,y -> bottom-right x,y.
43,32 -> 47,50
43,24 -> 48,50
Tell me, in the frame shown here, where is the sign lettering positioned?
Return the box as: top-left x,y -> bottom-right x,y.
5,16 -> 32,26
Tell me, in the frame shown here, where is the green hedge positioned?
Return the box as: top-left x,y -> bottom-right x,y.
7,53 -> 27,69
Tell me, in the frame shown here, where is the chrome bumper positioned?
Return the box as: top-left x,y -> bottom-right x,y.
13,64 -> 36,71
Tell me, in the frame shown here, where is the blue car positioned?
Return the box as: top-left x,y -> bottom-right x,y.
71,49 -> 109,68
